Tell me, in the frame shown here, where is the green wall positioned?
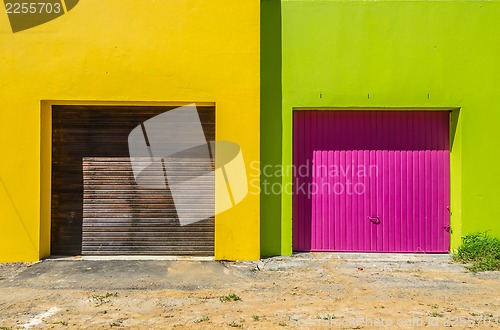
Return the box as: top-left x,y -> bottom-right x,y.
276,0 -> 500,254
261,0 -> 283,256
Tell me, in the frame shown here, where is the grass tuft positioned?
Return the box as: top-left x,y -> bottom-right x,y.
193,316 -> 209,323
453,232 -> 500,272
228,321 -> 243,328
90,292 -> 119,306
428,311 -> 444,317
219,293 -> 241,302
51,321 -> 69,326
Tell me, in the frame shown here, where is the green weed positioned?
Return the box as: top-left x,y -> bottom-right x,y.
51,321 -> 68,326
453,232 -> 500,272
193,316 -> 209,323
228,321 -> 243,328
428,311 -> 444,317
90,292 -> 119,306
219,293 -> 241,302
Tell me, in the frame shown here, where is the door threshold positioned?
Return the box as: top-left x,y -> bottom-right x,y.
45,255 -> 215,261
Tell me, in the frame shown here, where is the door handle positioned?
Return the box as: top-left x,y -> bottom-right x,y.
369,216 -> 380,225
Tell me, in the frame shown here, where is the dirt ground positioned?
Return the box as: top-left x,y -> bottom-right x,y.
0,253 -> 499,329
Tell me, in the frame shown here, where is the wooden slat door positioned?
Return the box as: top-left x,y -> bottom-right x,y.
82,158 -> 214,255
51,105 -> 215,256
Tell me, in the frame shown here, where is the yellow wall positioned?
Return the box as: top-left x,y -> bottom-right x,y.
0,0 -> 260,262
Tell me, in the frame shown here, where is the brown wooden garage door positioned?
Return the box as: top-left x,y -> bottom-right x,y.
51,105 -> 215,256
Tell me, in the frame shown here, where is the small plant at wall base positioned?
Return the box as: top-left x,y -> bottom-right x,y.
453,232 -> 500,272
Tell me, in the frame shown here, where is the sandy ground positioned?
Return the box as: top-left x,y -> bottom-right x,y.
0,253 -> 499,329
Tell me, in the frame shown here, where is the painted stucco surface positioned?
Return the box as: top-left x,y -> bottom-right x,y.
0,0 -> 260,262
260,0 -> 282,256
277,0 -> 500,255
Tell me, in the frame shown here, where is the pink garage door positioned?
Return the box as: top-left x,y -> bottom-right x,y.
293,111 -> 450,253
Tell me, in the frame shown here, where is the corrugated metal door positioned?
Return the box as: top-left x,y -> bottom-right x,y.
52,105 -> 215,256
293,111 -> 450,252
